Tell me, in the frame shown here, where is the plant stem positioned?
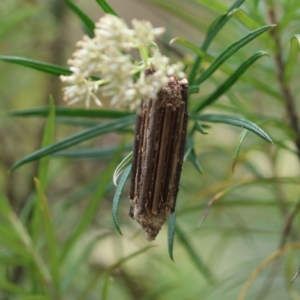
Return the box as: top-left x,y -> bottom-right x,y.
268,6 -> 300,160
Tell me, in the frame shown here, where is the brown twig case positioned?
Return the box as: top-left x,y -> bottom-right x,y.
129,75 -> 189,241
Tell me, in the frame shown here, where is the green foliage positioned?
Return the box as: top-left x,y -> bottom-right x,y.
1,0 -> 300,299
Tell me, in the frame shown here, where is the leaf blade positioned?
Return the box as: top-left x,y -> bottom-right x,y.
94,0 -> 118,16
112,165 -> 131,236
64,0 -> 95,37
284,34 -> 300,84
0,56 -> 71,76
191,113 -> 272,143
194,51 -> 269,112
10,115 -> 135,171
194,25 -> 275,85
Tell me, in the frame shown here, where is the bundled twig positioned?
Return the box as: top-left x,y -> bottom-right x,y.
129,75 -> 189,241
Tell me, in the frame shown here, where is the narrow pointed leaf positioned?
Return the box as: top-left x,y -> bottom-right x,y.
194,51 -> 269,112
168,212 -> 176,261
10,107 -> 133,119
10,115 -> 135,171
53,144 -> 132,159
112,165 -> 131,236
95,0 -> 118,16
171,38 -> 280,99
194,0 -> 228,13
232,129 -> 249,173
284,34 -> 300,84
34,178 -> 60,294
0,56 -> 71,76
176,225 -> 215,284
38,98 -> 56,188
78,246 -> 154,300
194,25 -> 274,85
0,279 -> 30,294
61,146 -> 123,261
64,0 -> 95,37
191,114 -> 272,143
186,136 -> 203,174
230,8 -> 262,31
189,0 -> 246,83
113,151 -> 133,186
194,121 -> 209,134
31,98 -> 56,246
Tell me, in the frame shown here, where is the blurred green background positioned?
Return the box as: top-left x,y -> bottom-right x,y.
1,0 -> 300,299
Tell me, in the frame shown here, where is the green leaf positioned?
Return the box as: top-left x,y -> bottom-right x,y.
168,212 -> 176,261
64,0 -> 95,37
171,38 -> 280,100
230,8 -> 262,31
0,56 -> 71,76
78,246 -> 154,300
147,0 -> 205,30
194,0 -> 228,13
284,34 -> 300,84
53,144 -> 133,159
194,25 -> 275,85
61,145 -> 124,261
190,113 -> 272,143
31,98 -> 56,247
189,0 -> 246,83
10,115 -> 135,171
186,135 -> 203,174
176,225 -> 215,284
202,0 -> 246,49
34,178 -> 60,296
0,279 -> 30,294
112,165 -> 131,236
61,234 -> 109,291
95,0 -> 118,16
113,151 -> 133,186
38,98 -> 56,188
10,107 -> 133,119
232,129 -> 249,173
194,51 -> 269,111
194,121 -> 209,134
19,296 -> 52,300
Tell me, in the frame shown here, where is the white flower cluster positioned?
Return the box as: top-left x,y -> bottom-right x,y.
60,14 -> 185,110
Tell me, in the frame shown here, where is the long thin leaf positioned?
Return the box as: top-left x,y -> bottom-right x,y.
77,246 -> 154,300
38,98 -> 56,189
189,0 -> 246,83
60,145 -> 124,261
232,129 -> 249,173
10,115 -> 135,171
53,144 -> 133,159
190,113 -> 272,142
0,56 -> 71,76
230,8 -> 262,31
64,0 -> 95,37
194,51 -> 269,112
0,279 -> 30,294
113,151 -> 133,186
194,25 -> 274,85
31,98 -> 56,246
10,107 -> 133,119
176,225 -> 215,284
168,212 -> 176,261
112,165 -> 131,236
94,0 -> 118,16
34,178 -> 60,296
284,34 -> 300,84
171,37 -> 280,99
194,0 -> 228,13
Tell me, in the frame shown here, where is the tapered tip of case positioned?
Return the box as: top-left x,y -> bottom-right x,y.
134,210 -> 171,241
